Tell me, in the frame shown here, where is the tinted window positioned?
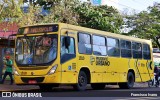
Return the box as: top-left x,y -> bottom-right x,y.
120,40 -> 132,58
93,35 -> 105,45
107,38 -> 120,57
61,36 -> 76,63
107,38 -> 119,47
78,33 -> 91,44
61,37 -> 75,56
78,33 -> 92,54
93,35 -> 106,55
143,44 -> 151,59
132,42 -> 142,59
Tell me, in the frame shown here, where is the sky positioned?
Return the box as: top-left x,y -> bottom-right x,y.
81,0 -> 160,13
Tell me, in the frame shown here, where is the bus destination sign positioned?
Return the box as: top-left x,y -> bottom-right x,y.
18,25 -> 58,34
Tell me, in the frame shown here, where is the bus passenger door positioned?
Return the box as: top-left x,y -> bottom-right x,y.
60,33 -> 78,83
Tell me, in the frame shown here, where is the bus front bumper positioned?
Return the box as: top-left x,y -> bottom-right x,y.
14,72 -> 61,85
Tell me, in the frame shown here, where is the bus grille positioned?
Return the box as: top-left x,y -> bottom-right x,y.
21,77 -> 44,83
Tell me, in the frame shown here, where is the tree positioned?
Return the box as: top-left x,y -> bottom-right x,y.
0,0 -> 123,34
0,0 -> 79,26
74,2 -> 123,33
23,0 -> 61,8
41,0 -> 80,25
125,2 -> 160,48
0,0 -> 23,22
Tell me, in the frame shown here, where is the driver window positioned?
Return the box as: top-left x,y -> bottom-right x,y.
61,37 -> 75,56
16,39 -> 23,62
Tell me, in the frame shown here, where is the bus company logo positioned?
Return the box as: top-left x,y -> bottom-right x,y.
96,57 -> 110,66
2,92 -> 11,97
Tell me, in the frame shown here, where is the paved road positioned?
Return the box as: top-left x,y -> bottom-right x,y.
0,81 -> 160,99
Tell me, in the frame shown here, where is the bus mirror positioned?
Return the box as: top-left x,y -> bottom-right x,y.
64,37 -> 70,48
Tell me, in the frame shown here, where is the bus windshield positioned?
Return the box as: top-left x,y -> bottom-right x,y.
15,34 -> 57,65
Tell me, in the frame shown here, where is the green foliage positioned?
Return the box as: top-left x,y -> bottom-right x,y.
125,2 -> 160,48
74,2 -> 123,33
0,0 -> 123,34
0,0 -> 23,22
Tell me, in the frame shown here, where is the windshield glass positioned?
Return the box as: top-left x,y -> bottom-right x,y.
15,34 -> 57,65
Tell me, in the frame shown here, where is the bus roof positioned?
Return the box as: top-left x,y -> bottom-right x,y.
19,23 -> 151,44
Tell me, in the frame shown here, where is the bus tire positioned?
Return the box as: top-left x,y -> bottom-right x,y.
39,85 -> 53,91
73,71 -> 87,91
91,83 -> 106,90
119,72 -> 134,89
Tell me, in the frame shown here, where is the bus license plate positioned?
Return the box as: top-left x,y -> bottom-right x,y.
28,80 -> 37,84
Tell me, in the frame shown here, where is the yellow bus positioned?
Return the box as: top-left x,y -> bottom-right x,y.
14,23 -> 154,91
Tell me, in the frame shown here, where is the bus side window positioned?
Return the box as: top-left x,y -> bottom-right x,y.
143,44 -> 151,59
61,37 -> 75,55
93,35 -> 107,56
61,37 -> 68,56
68,38 -> 75,54
132,42 -> 142,59
61,36 -> 76,63
78,33 -> 92,54
107,38 -> 120,57
120,40 -> 132,58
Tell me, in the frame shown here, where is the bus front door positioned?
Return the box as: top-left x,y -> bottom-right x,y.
60,32 -> 77,84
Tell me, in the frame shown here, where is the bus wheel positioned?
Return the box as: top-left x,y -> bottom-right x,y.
39,85 -> 53,92
119,72 -> 134,89
73,71 -> 87,91
91,83 -> 106,90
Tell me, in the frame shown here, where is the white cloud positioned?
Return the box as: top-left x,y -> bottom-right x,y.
101,0 -> 119,8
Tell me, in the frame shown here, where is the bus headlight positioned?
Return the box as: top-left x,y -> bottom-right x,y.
48,64 -> 58,75
14,68 -> 19,76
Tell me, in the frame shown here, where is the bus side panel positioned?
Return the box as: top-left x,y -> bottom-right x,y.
118,58 -> 130,82
141,60 -> 150,81
130,59 -> 142,82
91,56 -> 105,83
61,59 -> 78,84
77,55 -> 96,82
142,60 -> 154,81
142,42 -> 154,81
102,57 -> 119,82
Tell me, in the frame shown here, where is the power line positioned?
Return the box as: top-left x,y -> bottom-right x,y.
131,0 -> 148,8
141,0 -> 157,6
108,0 -> 141,12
